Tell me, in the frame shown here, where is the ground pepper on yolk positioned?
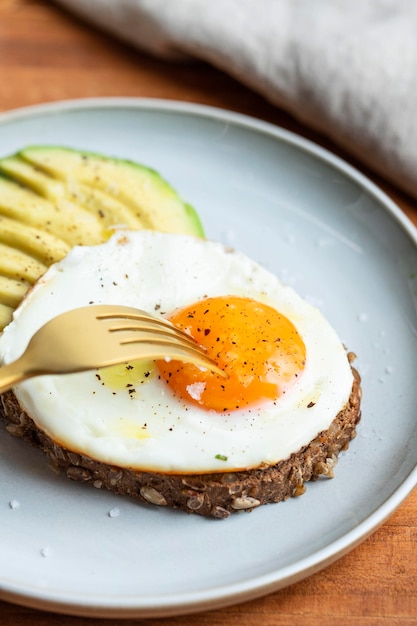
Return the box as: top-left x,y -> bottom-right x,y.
156,296 -> 306,412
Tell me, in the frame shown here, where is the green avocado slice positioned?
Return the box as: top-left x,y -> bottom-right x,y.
20,146 -> 204,237
0,145 -> 204,329
0,175 -> 107,246
0,157 -> 146,231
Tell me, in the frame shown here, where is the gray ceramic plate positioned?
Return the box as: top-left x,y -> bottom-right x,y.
0,99 -> 416,618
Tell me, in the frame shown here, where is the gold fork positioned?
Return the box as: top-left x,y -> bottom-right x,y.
0,304 -> 226,393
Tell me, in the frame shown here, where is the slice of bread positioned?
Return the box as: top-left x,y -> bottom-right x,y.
0,363 -> 361,519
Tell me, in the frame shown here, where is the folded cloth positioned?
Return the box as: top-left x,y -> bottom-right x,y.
54,0 -> 417,200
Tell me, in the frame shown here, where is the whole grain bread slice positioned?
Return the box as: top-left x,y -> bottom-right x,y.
0,365 -> 361,519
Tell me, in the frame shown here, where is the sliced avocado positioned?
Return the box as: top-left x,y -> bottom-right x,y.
0,157 -> 67,200
0,242 -> 47,283
0,303 -> 14,329
0,276 -> 30,308
0,157 -> 145,231
20,146 -> 204,236
0,176 -> 107,246
0,214 -> 71,265
0,145 -> 204,330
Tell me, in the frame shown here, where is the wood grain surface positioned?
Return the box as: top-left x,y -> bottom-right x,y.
0,1 -> 416,624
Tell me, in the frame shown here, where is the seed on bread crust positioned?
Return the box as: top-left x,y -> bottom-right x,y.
0,368 -> 361,518
140,486 -> 168,506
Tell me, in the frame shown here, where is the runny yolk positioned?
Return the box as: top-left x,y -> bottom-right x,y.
157,295 -> 306,412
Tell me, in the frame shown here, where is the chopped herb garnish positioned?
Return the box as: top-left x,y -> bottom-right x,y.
215,453 -> 228,461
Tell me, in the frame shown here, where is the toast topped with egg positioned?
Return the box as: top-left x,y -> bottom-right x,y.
0,230 -> 361,518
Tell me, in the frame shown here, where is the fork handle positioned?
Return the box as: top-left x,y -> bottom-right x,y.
0,359 -> 28,394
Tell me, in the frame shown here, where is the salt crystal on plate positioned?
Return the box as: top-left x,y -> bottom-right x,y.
40,546 -> 52,558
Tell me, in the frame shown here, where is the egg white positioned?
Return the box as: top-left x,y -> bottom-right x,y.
0,231 -> 353,473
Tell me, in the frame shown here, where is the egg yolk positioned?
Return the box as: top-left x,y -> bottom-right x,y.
157,296 -> 306,412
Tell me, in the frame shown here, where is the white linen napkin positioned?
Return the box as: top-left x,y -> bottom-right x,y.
54,0 -> 417,200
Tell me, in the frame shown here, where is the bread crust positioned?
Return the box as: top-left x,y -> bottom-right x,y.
0,367 -> 361,519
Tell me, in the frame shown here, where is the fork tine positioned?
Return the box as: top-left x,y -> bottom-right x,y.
106,323 -> 201,350
96,306 -> 193,341
120,333 -> 205,352
104,317 -> 193,338
109,319 -> 194,342
93,306 -> 224,375
94,306 -> 227,374
114,336 -> 226,376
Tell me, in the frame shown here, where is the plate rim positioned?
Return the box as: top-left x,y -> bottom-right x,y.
0,96 -> 416,618
1,95 -> 416,244
1,469 -> 416,619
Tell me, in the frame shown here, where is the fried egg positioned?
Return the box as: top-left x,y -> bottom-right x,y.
0,231 -> 354,473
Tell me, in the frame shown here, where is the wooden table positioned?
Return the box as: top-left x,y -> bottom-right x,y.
0,1 -> 416,624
